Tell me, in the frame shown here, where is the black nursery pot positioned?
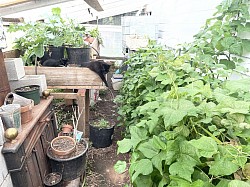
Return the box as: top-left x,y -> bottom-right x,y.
43,172 -> 62,187
66,47 -> 90,66
48,46 -> 65,60
47,139 -> 88,181
89,125 -> 115,148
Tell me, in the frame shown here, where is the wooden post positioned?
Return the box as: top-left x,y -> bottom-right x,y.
77,89 -> 86,136
85,89 -> 90,123
0,50 -> 11,106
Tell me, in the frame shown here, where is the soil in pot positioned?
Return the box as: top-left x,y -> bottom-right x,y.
14,85 -> 40,105
44,172 -> 62,187
47,139 -> 88,181
51,136 -> 76,158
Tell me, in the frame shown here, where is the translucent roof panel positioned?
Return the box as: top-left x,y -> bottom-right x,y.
1,0 -> 151,23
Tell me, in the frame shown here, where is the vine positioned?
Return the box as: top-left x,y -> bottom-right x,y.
115,0 -> 250,186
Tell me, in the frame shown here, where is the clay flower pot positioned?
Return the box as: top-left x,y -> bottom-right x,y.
51,136 -> 76,157
61,124 -> 73,134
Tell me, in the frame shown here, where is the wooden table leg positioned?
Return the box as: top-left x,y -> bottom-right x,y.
85,89 -> 90,124
77,89 -> 86,136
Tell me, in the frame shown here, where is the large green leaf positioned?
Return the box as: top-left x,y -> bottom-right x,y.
169,161 -> 195,182
114,160 -> 127,174
242,39 -> 250,52
163,108 -> 186,128
169,176 -> 204,187
190,136 -> 218,158
229,42 -> 243,56
219,59 -> 235,69
137,139 -> 159,158
221,36 -> 236,48
152,135 -> 167,150
131,159 -> 153,182
209,158 -> 239,176
117,138 -> 132,153
225,78 -> 250,93
228,180 -> 250,187
134,175 -> 153,187
130,126 -> 148,148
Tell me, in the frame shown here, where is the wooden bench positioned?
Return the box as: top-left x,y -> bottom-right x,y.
24,66 -> 107,137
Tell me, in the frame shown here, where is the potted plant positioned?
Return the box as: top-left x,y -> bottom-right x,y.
47,106 -> 88,181
7,8 -> 67,65
89,119 -> 115,148
45,7 -> 67,61
64,21 -> 90,66
50,136 -> 76,158
88,27 -> 103,46
8,21 -> 48,65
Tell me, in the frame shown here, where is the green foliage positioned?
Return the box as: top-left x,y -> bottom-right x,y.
91,119 -> 110,129
116,0 -> 250,186
7,7 -> 88,65
114,160 -> 127,174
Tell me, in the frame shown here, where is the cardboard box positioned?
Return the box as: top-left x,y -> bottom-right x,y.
4,58 -> 25,81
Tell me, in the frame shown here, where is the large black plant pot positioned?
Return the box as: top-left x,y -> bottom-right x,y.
48,46 -> 65,60
66,47 -> 90,66
47,139 -> 88,181
89,125 -> 114,148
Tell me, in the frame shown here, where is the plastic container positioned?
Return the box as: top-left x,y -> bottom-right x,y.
66,47 -> 90,66
47,139 -> 88,181
14,85 -> 40,105
0,104 -> 21,132
48,46 -> 65,60
89,125 -> 114,148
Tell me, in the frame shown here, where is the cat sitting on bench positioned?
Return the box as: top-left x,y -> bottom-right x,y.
80,60 -> 111,87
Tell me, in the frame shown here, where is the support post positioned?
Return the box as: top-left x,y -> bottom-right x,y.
77,89 -> 86,136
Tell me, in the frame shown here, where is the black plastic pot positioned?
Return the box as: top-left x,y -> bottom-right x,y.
66,47 -> 90,66
48,46 -> 65,60
43,172 -> 62,187
47,139 -> 88,181
89,125 -> 114,148
14,85 -> 40,105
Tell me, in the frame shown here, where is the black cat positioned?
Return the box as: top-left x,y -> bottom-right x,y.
42,58 -> 68,67
81,60 -> 111,87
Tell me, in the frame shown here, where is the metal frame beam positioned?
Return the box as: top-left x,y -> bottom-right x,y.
0,0 -> 76,16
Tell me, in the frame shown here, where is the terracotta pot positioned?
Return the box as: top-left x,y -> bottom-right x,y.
20,100 -> 34,124
51,136 -> 76,157
61,124 -> 73,134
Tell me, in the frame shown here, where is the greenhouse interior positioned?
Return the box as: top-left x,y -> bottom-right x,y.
1,0 -> 250,187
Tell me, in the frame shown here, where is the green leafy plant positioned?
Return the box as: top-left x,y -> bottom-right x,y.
7,7 -> 88,65
116,0 -> 250,186
92,119 -> 110,129
88,27 -> 103,46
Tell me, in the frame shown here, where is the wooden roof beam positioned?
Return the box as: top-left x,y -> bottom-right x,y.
0,0 -> 30,8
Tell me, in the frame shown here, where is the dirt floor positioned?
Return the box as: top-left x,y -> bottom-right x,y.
53,70 -> 131,187
84,88 -> 130,187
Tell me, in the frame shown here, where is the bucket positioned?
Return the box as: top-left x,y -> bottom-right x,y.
14,85 -> 40,105
47,139 -> 88,181
66,47 -> 90,66
0,104 -> 21,132
4,92 -> 32,106
48,46 -> 65,60
89,125 -> 114,148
